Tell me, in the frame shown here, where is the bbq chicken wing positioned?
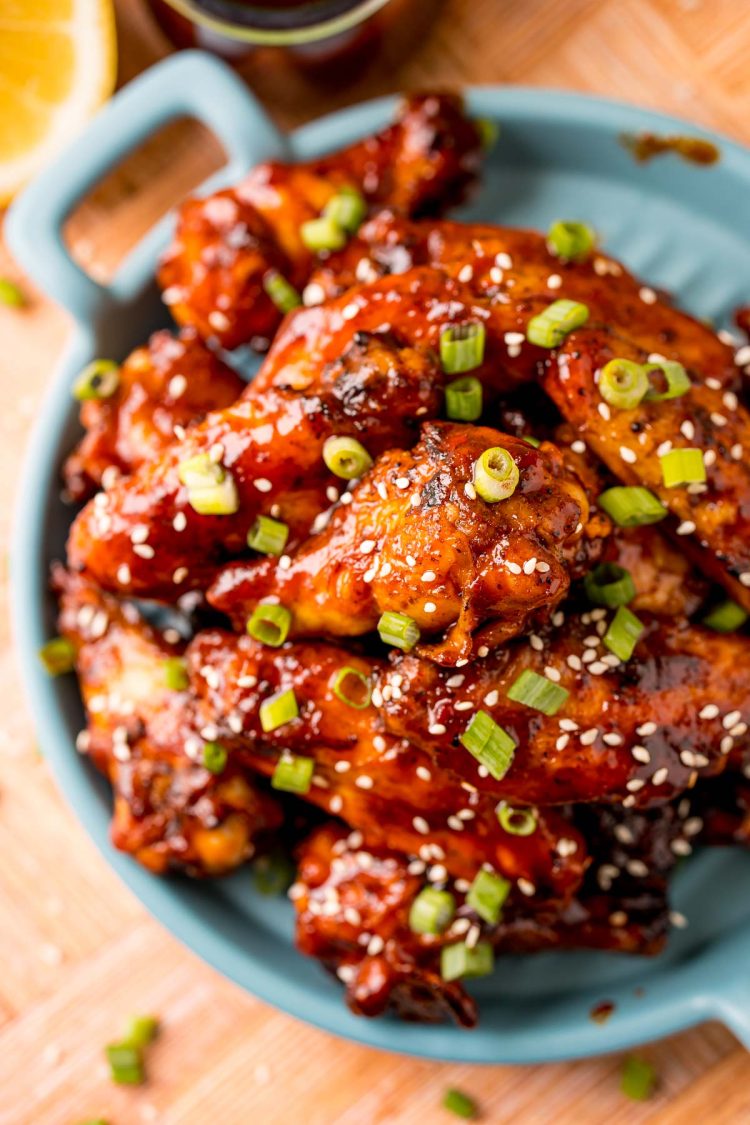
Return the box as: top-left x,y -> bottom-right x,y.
209,422 -> 606,663
63,329 -> 244,502
158,94 -> 483,350
54,568 -> 281,875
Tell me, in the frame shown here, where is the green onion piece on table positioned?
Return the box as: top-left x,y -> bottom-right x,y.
460,711 -> 516,780
445,375 -> 483,421
0,278 -> 25,306
440,941 -> 494,982
377,611 -> 420,652
247,515 -> 289,556
105,1042 -> 144,1086
409,887 -> 456,935
584,563 -> 636,608
122,1015 -> 159,1049
253,850 -> 295,895
440,322 -> 486,373
598,358 -> 649,410
442,1088 -> 479,1119
322,435 -> 373,480
598,486 -> 667,526
472,446 -> 519,502
547,220 -> 596,262
526,299 -> 589,348
660,447 -> 706,488
507,668 -> 569,716
621,1055 -> 657,1101
271,752 -> 314,794
38,636 -> 76,676
72,359 -> 119,401
332,666 -> 372,709
603,606 -> 644,662
262,270 -> 301,314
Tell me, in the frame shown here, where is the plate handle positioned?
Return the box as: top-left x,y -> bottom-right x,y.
5,51 -> 287,324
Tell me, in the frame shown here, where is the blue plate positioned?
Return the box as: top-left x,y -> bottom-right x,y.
8,52 -> 750,1064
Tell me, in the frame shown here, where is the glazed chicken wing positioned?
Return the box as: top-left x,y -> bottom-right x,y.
158,94 -> 483,350
209,422 -> 606,663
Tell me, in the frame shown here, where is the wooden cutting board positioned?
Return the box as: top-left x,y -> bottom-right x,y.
2,0 -> 750,1121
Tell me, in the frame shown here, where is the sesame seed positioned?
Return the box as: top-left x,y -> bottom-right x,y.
544,666 -> 561,682
598,402 -> 611,421
334,760 -> 351,773
517,878 -> 536,896
557,837 -> 577,857
253,478 -> 272,493
506,561 -> 522,575
626,859 -> 649,877
172,566 -> 188,584
446,674 -> 465,688
711,412 -> 728,427
571,440 -> 586,454
477,645 -> 489,658
422,570 -> 436,582
464,481 -> 477,500
626,778 -> 645,792
395,477 -> 409,489
680,420 -> 695,441
559,719 -> 579,732
133,544 -> 155,560
652,766 -> 669,785
483,690 -> 499,706
670,911 -> 688,929
424,601 -> 437,614
603,732 -> 623,746
740,573 -> 750,587
447,815 -> 464,831
547,273 -> 562,289
671,838 -> 692,856
173,512 -> 187,532
731,722 -> 748,737
677,520 -> 696,536
620,446 -> 637,464
637,721 -> 657,737
703,449 -> 717,467
355,775 -> 374,790
567,654 -> 582,671
580,728 -> 598,745
536,560 -> 551,573
700,704 -> 720,719
609,910 -> 628,926
429,723 -> 447,736
731,443 -> 743,459
656,439 -> 673,458
556,734 -> 570,751
639,286 -> 657,304
116,564 -> 131,585
735,344 -> 750,367
723,710 -> 742,729
405,555 -> 417,567
496,252 -> 513,269
589,661 -> 608,675
454,700 -> 473,712
683,817 -> 703,836
416,766 -> 431,781
428,864 -> 448,883
721,736 -> 734,755
530,634 -> 544,651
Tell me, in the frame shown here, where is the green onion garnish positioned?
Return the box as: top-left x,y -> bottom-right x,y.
507,669 -> 569,716
246,603 -> 292,647
445,375 -> 483,421
598,486 -> 667,527
322,435 -> 373,480
202,740 -> 228,774
472,446 -> 519,503
163,656 -> 189,691
526,299 -> 589,348
105,1042 -> 144,1085
262,269 -> 301,314
584,563 -> 636,608
0,278 -> 25,307
332,666 -> 372,709
253,850 -> 295,895
460,711 -> 517,780
523,435 -> 541,448
442,1089 -> 479,1119
440,322 -> 486,374
76,1119 -> 110,1125
547,220 -> 596,262
38,636 -> 76,676
73,359 -> 119,401
644,359 -> 691,402
466,868 -> 511,924
660,447 -> 706,488
247,514 -> 289,556
475,117 -> 499,151
703,599 -> 748,633
621,1055 -> 657,1101
122,1015 -> 159,1049
300,215 -> 347,252
440,941 -> 494,982
496,802 -> 538,837
260,688 -> 299,733
271,752 -> 314,794
408,887 -> 456,935
177,453 -> 239,516
598,358 -> 649,410
377,611 -> 420,652
323,186 -> 367,234
603,606 -> 644,662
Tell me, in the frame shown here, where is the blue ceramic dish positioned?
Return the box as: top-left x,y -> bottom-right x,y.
8,52 -> 750,1064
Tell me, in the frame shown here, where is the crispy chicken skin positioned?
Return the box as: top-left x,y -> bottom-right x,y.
54,569 -> 281,875
63,329 -> 244,502
209,422 -> 605,663
158,94 -> 483,350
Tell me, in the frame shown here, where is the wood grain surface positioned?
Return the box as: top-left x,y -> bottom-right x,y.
2,1 -> 750,1121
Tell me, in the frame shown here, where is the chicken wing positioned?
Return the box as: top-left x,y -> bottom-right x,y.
209,422 -> 605,663
158,94 -> 483,350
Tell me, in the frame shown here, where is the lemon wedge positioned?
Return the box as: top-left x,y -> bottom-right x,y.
0,0 -> 117,204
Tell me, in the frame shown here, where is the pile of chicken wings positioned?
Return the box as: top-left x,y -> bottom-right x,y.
53,92 -> 750,1027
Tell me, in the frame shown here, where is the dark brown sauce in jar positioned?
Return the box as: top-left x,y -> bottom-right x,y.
621,132 -> 720,166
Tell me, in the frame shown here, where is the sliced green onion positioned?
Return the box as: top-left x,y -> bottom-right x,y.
547,220 -> 596,262
644,359 -> 691,402
105,1042 -> 144,1085
466,868 -> 511,925
598,486 -> 667,527
322,435 -> 373,480
507,668 -> 569,716
0,277 -> 25,307
177,453 -> 239,516
122,1015 -> 159,1049
703,599 -> 748,633
73,359 -> 119,401
472,446 -> 519,503
38,636 -> 76,676
253,850 -> 295,895
323,186 -> 367,234
271,752 -> 313,794
496,802 -> 538,837
621,1055 -> 657,1101
475,117 -> 499,151
660,447 -> 706,488
408,887 -> 456,935
526,299 -> 589,348
260,688 -> 299,733
247,514 -> 289,556
603,606 -> 644,662
440,322 -> 486,374
442,1089 -> 479,1119
523,435 -> 541,448
460,711 -> 516,780
76,1119 -> 110,1125
300,215 -> 348,252
332,666 -> 372,709
163,656 -> 189,691
440,941 -> 494,982
445,375 -> 483,421
262,270 -> 301,314
202,740 -> 228,774
246,603 -> 292,647
377,611 -> 420,652
598,359 -> 649,410
584,563 -> 636,608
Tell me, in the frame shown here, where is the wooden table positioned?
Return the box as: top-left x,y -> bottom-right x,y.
2,0 -> 750,1120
